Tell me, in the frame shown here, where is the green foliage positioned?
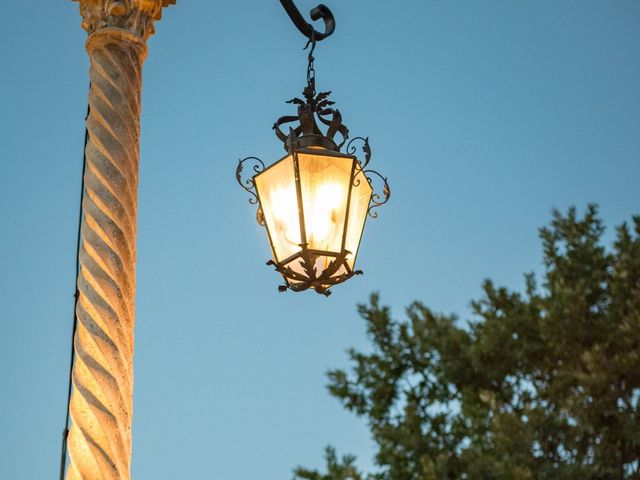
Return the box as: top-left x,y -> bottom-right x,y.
293,206 -> 640,480
294,447 -> 364,480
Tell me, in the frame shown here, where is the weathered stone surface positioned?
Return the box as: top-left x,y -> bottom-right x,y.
72,0 -> 176,39
66,2 -> 174,479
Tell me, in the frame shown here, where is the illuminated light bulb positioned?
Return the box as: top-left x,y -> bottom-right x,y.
307,182 -> 345,244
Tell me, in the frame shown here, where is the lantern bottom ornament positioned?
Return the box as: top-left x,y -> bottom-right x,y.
235,38 -> 389,296
269,250 -> 361,297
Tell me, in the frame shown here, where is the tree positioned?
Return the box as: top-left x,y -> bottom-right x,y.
293,206 -> 640,480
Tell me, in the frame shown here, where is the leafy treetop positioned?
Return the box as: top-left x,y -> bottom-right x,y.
294,205 -> 640,480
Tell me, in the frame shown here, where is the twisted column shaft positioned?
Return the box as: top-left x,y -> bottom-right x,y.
66,3 -> 174,477
66,28 -> 146,480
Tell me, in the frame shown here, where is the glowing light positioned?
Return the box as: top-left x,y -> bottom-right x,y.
249,148 -> 380,295
269,181 -> 346,248
306,182 -> 345,244
271,185 -> 300,245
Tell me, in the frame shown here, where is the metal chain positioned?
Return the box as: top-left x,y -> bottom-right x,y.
304,32 -> 317,97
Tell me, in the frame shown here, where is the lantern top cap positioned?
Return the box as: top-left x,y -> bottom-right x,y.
273,85 -> 350,153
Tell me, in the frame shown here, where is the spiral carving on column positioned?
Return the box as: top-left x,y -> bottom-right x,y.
65,29 -> 146,480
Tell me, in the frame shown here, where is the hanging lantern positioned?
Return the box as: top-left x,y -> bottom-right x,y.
235,12 -> 389,296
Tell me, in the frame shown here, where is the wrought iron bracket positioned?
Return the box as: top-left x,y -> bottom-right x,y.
365,169 -> 390,218
346,137 -> 372,169
345,137 -> 390,218
279,1 -> 335,41
236,156 -> 266,225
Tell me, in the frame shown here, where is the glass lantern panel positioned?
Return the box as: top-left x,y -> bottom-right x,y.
344,166 -> 372,269
297,151 -> 354,254
254,155 -> 301,263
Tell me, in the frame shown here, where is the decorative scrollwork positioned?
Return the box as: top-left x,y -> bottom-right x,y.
347,137 -> 389,217
267,249 -> 358,296
76,0 -> 176,39
346,136 -> 372,170
274,88 -> 349,151
236,156 -> 265,205
364,169 -> 391,218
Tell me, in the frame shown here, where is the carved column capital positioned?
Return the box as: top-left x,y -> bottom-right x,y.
73,0 -> 176,40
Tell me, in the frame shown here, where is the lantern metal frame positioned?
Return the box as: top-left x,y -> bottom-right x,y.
236,130 -> 389,296
235,0 -> 390,296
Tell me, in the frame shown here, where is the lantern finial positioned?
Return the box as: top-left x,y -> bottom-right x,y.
273,89 -> 349,152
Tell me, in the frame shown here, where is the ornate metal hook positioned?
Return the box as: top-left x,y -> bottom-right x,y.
279,1 -> 336,41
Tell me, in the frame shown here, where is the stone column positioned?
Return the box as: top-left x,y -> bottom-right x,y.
66,2 -> 174,479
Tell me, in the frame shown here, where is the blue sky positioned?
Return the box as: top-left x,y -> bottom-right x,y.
1,1 -> 639,479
